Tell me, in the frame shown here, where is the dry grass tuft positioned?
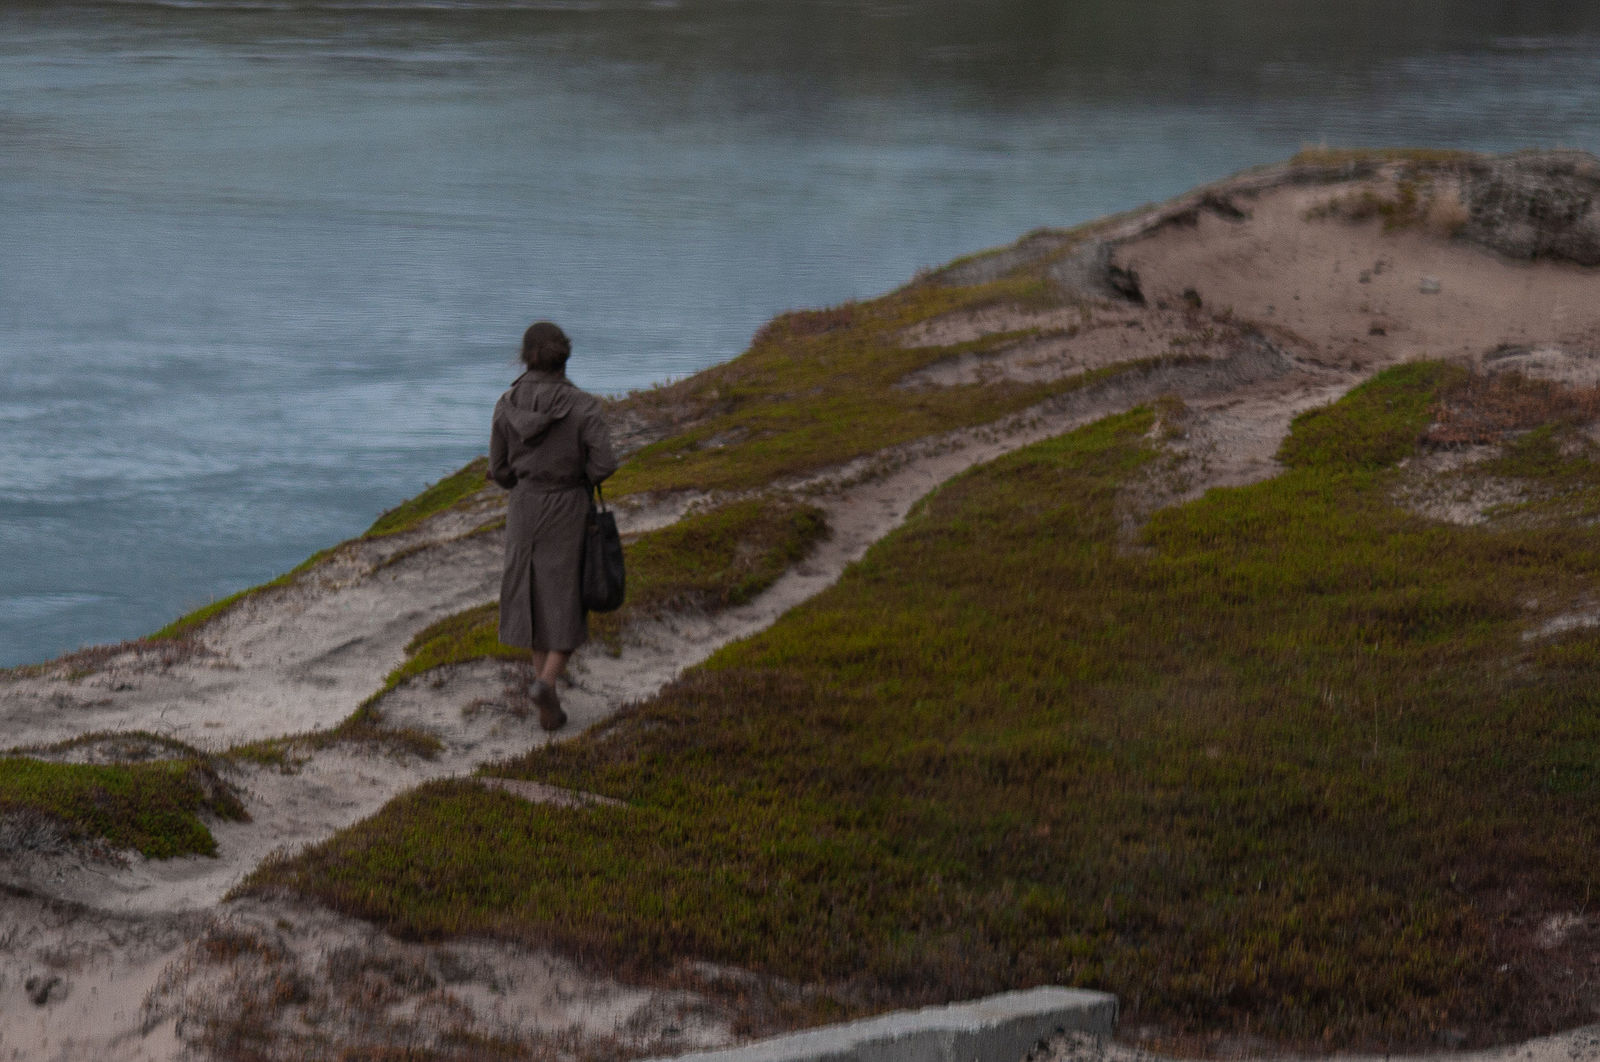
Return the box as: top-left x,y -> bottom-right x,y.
1305,170 -> 1470,239
144,915 -> 723,1062
753,303 -> 860,344
1425,370 -> 1600,447
2,634 -> 211,681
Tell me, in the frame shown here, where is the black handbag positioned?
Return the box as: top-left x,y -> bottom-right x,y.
581,483 -> 626,613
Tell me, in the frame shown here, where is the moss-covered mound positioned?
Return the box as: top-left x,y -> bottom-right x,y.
0,744 -> 246,859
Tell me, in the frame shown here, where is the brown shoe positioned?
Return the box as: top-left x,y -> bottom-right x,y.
529,679 -> 567,732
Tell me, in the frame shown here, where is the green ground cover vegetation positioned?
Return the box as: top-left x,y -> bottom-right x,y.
248,365 -> 1600,1049
588,496 -> 826,647
364,457 -> 491,539
0,747 -> 246,858
607,271 -> 1147,498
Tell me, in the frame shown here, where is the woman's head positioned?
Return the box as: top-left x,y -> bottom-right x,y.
521,321 -> 571,372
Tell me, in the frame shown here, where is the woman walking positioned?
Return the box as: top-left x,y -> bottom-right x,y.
488,322 -> 618,731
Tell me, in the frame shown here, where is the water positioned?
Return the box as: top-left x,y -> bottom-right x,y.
3,0 -> 1600,668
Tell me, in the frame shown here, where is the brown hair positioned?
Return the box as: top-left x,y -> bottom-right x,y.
521,321 -> 571,372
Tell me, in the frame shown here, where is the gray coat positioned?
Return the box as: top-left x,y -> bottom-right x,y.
489,370 -> 618,651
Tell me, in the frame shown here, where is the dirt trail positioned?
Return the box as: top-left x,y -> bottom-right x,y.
4,155 -> 1600,1060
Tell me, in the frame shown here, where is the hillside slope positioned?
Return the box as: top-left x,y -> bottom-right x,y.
2,150 -> 1599,1061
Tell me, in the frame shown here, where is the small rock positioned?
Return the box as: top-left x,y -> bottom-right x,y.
1200,192 -> 1248,220
1358,270 -> 1371,283
1105,263 -> 1144,304
1420,276 -> 1441,294
1460,152 -> 1600,266
1181,287 -> 1202,309
1369,323 -> 1387,336
24,974 -> 63,1007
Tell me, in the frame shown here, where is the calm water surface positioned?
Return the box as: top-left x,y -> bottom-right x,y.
3,1 -> 1600,667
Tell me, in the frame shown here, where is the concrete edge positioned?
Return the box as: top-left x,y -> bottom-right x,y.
646,986 -> 1118,1062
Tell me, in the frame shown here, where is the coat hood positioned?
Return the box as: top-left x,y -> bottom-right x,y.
497,373 -> 578,444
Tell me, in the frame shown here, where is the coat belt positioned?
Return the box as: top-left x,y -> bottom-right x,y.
515,479 -> 587,494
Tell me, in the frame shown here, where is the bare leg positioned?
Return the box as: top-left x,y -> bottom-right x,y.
528,649 -> 571,732
538,650 -> 570,685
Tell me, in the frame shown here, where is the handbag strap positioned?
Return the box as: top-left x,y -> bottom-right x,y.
590,481 -> 607,512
